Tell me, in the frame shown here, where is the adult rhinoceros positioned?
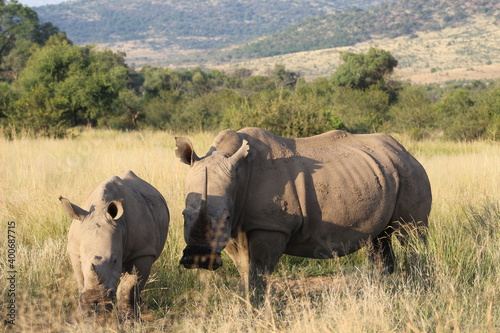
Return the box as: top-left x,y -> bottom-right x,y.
176,128 -> 431,294
60,170 -> 169,319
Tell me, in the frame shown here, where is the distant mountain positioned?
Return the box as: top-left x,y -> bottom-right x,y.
33,0 -> 391,49
19,0 -> 68,6
229,0 -> 500,59
32,0 -> 499,81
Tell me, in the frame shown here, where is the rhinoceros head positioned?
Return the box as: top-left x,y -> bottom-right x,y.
60,196 -> 125,311
175,132 -> 249,270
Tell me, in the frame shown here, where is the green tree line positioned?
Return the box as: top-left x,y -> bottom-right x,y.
1,2 -> 499,140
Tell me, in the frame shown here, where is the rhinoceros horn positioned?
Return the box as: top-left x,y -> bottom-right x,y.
200,166 -> 208,219
191,167 -> 212,240
90,263 -> 102,285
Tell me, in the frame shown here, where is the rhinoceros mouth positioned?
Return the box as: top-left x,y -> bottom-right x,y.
179,245 -> 222,270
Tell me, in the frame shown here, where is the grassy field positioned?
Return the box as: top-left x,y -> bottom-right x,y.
0,130 -> 498,332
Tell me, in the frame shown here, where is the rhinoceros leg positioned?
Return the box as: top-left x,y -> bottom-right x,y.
387,191 -> 431,275
390,211 -> 430,276
247,230 -> 288,303
369,228 -> 396,274
69,253 -> 84,292
119,256 -> 155,319
68,253 -> 87,323
389,174 -> 431,249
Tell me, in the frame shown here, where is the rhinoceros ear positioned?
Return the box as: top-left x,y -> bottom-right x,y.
107,200 -> 124,220
59,196 -> 88,221
228,139 -> 250,168
175,137 -> 200,166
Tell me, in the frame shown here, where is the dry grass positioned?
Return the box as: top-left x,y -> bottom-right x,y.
0,129 -> 498,332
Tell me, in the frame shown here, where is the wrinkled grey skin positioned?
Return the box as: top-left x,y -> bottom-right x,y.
60,170 -> 169,320
176,128 -> 431,297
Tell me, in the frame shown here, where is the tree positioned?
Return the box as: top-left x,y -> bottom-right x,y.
6,34 -> 131,134
331,86 -> 390,133
475,83 -> 500,140
222,88 -> 344,137
0,80 -> 14,119
141,66 -> 173,98
270,64 -> 300,89
386,85 -> 435,139
331,47 -> 398,90
433,88 -> 498,140
0,1 -> 59,80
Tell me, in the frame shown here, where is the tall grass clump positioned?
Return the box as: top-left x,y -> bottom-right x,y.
0,130 -> 498,332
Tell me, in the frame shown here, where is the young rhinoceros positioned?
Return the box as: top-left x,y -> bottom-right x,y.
59,170 -> 169,320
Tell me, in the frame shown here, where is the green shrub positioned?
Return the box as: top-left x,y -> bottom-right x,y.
173,89 -> 243,131
433,89 -> 490,140
475,83 -> 500,140
331,86 -> 390,133
0,82 -> 15,120
4,84 -> 70,137
6,34 -> 133,134
142,91 -> 183,130
222,89 -> 345,137
385,85 -> 436,139
331,47 -> 398,90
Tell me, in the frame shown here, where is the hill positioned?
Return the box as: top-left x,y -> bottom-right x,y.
228,0 -> 499,59
210,15 -> 500,84
33,0 -> 390,48
32,0 -> 500,83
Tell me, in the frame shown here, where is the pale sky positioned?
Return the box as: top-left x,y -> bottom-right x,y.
17,0 -> 69,7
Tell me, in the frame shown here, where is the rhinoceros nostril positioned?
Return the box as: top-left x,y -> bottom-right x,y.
94,256 -> 102,261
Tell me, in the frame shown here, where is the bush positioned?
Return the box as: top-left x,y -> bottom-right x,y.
2,30 -> 499,141
4,84 -> 70,137
172,89 -> 243,131
331,47 -> 398,90
475,83 -> 500,140
331,86 -> 390,133
142,91 -> 183,130
433,89 -> 488,140
385,85 -> 436,139
0,82 -> 15,120
6,34 -> 133,134
222,89 -> 345,137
